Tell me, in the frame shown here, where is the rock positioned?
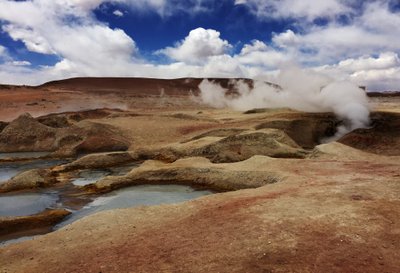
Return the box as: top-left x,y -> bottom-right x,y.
194,129 -> 308,162
0,209 -> 71,237
255,112 -> 339,148
71,121 -> 130,154
62,151 -> 135,171
86,156 -> 284,193
137,129 -> 308,163
37,115 -> 70,128
0,169 -> 56,193
338,111 -> 400,156
0,113 -> 130,155
0,113 -> 57,152
0,121 -> 8,133
182,128 -> 246,143
311,142 -> 390,160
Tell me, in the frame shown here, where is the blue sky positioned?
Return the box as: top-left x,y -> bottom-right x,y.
0,0 -> 399,90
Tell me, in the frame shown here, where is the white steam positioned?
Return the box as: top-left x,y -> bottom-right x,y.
199,66 -> 370,140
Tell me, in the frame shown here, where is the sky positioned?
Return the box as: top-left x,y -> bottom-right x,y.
0,0 -> 399,90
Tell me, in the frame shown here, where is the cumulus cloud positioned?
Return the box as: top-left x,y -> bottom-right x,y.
272,30 -> 300,48
338,52 -> 400,72
0,0 -> 398,91
0,0 -> 137,81
314,52 -> 400,91
236,40 -> 289,68
159,28 -> 231,64
235,0 -> 349,21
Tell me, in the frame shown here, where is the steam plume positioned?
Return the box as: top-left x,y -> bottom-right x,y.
199,66 -> 370,140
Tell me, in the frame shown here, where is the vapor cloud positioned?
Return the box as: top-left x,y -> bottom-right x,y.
199,66 -> 370,139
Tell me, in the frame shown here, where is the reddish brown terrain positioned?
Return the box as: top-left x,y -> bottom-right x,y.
0,78 -> 399,273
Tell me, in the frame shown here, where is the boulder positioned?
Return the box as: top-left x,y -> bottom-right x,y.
0,113 -> 130,155
0,113 -> 57,152
62,151 -> 135,171
0,169 -> 56,193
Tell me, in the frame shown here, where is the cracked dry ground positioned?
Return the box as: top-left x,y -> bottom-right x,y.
0,93 -> 399,272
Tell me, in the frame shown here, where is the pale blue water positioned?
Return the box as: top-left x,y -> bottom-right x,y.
0,159 -> 67,184
71,163 -> 138,186
56,184 -> 212,229
72,169 -> 111,186
1,184 -> 213,247
0,193 -> 59,217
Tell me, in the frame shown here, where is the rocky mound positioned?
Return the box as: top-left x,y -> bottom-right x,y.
61,151 -> 135,171
37,108 -> 119,126
136,129 -> 307,163
0,169 -> 56,193
338,111 -> 400,155
0,113 -> 57,152
255,112 -> 339,148
182,128 -> 247,143
85,156 -> 284,193
0,113 -> 130,155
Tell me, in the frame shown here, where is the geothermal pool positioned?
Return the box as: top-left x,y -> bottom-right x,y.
1,184 -> 213,246
0,158 -> 67,184
71,163 -> 137,186
56,184 -> 213,228
0,153 -> 213,245
0,192 -> 59,217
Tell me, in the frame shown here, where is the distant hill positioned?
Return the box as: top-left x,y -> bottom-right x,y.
38,77 -> 256,96
2,77 -> 399,97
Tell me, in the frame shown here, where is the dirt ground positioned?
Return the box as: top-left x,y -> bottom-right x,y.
0,78 -> 399,273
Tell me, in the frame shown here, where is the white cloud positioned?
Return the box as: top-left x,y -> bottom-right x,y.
0,0 -> 137,76
240,40 -> 268,55
159,28 -> 231,64
6,60 -> 32,66
338,52 -> 399,72
272,30 -> 300,48
235,0 -> 349,21
236,40 -> 289,68
121,0 -> 216,17
0,0 -> 398,91
314,52 -> 400,91
3,24 -> 55,54
113,9 -> 124,17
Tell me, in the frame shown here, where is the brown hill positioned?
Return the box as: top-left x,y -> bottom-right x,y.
38,77 -> 257,96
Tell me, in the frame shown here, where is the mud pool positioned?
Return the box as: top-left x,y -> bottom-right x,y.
56,184 -> 213,228
0,156 -> 213,245
0,157 -> 67,184
1,184 -> 213,246
71,164 -> 137,186
0,192 -> 59,217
